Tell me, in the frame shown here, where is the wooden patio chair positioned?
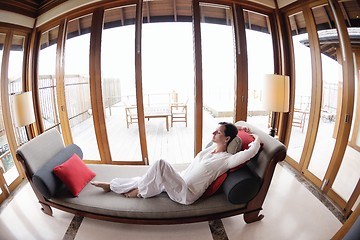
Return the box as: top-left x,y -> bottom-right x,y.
171,98 -> 188,127
125,104 -> 138,128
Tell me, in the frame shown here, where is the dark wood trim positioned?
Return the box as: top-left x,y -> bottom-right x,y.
89,8 -> 112,164
56,19 -> 73,145
233,5 -> 248,122
276,5 -> 292,143
272,5 -> 288,142
0,0 -> 67,18
26,21 -> 40,137
134,0 -> 148,165
0,23 -> 32,33
33,29 -> 45,134
0,1 -> 38,18
35,0 -> 136,32
192,0 -> 203,156
282,9 -> 297,156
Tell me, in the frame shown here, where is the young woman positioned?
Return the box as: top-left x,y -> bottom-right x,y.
91,122 -> 261,205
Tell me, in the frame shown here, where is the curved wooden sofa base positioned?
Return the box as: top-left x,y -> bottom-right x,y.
37,198 -> 264,225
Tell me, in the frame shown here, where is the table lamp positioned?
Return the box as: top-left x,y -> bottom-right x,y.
261,74 -> 290,137
13,91 -> 36,141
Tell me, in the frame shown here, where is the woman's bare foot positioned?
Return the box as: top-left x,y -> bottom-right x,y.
91,181 -> 111,192
124,188 -> 140,198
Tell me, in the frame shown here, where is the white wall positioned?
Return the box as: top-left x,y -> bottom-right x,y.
36,0 -> 102,27
0,10 -> 35,28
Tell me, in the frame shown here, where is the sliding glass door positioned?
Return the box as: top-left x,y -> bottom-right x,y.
142,0 -> 194,164
64,14 -> 101,161
0,29 -> 29,204
284,1 -> 359,217
200,3 -> 236,148
101,5 -> 143,162
244,9 -> 274,132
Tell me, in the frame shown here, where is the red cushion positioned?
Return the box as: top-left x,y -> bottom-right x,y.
237,129 -> 255,150
202,129 -> 258,198
202,172 -> 228,198
53,153 -> 96,197
228,129 -> 256,172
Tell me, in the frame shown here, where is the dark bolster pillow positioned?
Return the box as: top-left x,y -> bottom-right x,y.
222,166 -> 261,204
32,144 -> 83,199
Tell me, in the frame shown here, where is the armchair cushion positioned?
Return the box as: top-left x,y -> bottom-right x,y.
32,144 -> 83,199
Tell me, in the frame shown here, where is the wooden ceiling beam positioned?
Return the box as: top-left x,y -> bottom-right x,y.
145,1 -> 150,23
323,6 -> 333,29
248,12 -> 252,30
226,8 -> 230,25
339,2 -> 351,27
291,15 -> 299,35
173,0 -> 177,22
77,18 -> 81,36
120,7 -> 125,26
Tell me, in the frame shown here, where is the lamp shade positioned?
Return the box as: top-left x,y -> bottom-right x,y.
13,91 -> 36,127
261,74 -> 290,112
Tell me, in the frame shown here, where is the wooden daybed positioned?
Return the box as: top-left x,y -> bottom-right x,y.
16,121 -> 286,225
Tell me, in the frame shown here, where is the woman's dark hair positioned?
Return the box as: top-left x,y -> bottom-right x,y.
218,122 -> 238,146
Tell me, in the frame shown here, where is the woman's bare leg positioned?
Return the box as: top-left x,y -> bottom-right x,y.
124,188 -> 139,198
91,181 -> 111,192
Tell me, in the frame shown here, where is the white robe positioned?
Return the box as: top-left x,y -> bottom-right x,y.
110,135 -> 261,205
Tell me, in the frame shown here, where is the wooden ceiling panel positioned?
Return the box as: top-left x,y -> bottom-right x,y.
0,0 -> 66,18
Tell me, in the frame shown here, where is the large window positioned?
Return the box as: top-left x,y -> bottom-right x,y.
329,8 -> 360,206
245,10 -> 274,132
200,3 -> 235,148
101,5 -> 142,162
0,30 -> 29,204
307,5 -> 341,180
5,35 -> 25,186
38,26 -> 61,132
284,1 -> 360,216
142,0 -> 194,164
287,11 -> 312,163
64,14 -> 100,160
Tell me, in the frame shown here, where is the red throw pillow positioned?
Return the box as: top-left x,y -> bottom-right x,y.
202,172 -> 228,198
227,129 -> 256,173
53,153 -> 96,197
237,129 -> 255,150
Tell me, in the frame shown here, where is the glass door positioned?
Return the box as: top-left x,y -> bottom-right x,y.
101,5 -> 143,163
305,4 -> 341,183
244,9 -> 274,132
5,35 -> 25,189
0,32 -> 27,201
64,14 -> 101,161
142,0 -> 194,164
38,26 -> 61,133
286,11 -> 312,165
321,2 -> 360,215
284,2 -> 359,217
199,2 -> 236,148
